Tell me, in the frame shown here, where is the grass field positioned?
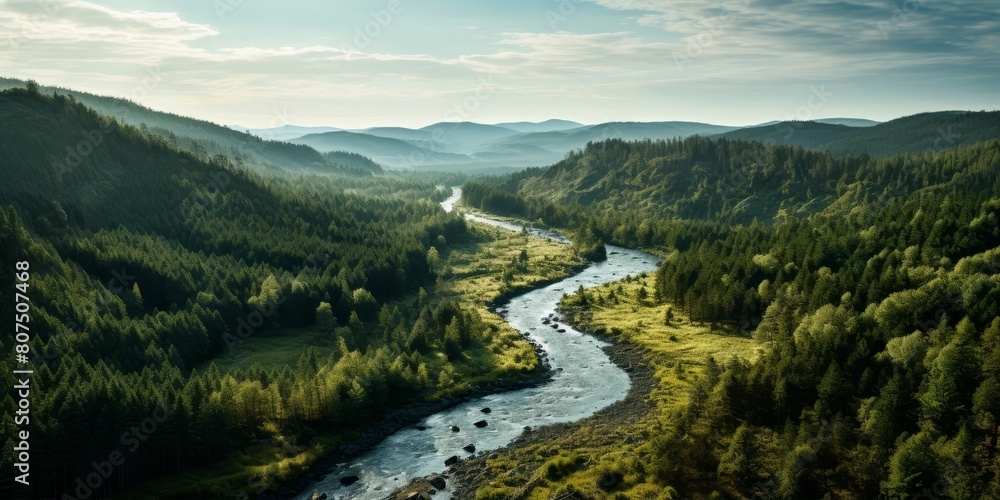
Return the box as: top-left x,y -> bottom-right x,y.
471,273 -> 761,499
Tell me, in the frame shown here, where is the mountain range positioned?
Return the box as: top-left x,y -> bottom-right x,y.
4,77 -> 996,173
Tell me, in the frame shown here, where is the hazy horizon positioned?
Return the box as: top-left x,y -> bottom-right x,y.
3,0 -> 997,129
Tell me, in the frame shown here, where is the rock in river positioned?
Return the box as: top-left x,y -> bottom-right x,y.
444,455 -> 459,466
429,475 -> 447,489
480,407 -> 492,413
473,420 -> 488,428
463,443 -> 476,453
450,425 -> 460,432
339,475 -> 360,486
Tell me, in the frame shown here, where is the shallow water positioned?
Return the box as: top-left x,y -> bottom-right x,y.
298,189 -> 659,499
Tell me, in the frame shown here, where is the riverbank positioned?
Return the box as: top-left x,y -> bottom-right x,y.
273,360 -> 555,500
433,331 -> 656,500
260,214 -> 585,499
417,273 -> 759,498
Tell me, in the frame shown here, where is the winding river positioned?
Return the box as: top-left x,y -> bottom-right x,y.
299,188 -> 659,499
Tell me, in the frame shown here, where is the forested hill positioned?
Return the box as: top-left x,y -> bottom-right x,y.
0,78 -> 381,175
717,110 -> 1000,157
467,135 -> 1000,224
462,134 -> 1000,497
0,85 -> 467,498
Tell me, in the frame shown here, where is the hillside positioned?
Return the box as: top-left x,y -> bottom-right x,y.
291,130 -> 473,168
718,110 -> 1000,157
0,86 -> 489,499
486,136 -> 995,224
0,77 -> 378,175
459,134 -> 1000,498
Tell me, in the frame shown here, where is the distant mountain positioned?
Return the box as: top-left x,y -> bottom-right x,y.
494,119 -> 584,133
747,118 -> 879,129
291,131 -> 472,168
0,77 -> 375,175
418,122 -> 518,150
488,121 -> 740,156
236,124 -> 342,141
277,120 -> 742,170
362,126 -> 434,142
717,111 -> 1000,157
814,118 -> 880,127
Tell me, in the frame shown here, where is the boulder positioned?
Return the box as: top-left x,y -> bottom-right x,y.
473,420 -> 488,428
339,475 -> 360,486
463,443 -> 476,453
415,425 -> 427,431
444,455 -> 459,466
480,407 -> 492,414
450,425 -> 460,432
429,475 -> 447,489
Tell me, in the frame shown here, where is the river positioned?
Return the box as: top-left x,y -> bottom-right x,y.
298,188 -> 659,499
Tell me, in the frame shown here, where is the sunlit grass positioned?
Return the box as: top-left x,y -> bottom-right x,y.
473,274 -> 761,499
425,221 -> 582,382
213,326 -> 336,373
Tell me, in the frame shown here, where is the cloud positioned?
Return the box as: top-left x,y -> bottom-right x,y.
1,0 -> 994,127
1,0 -> 218,49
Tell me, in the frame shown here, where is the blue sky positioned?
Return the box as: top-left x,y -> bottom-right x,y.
1,0 -> 997,128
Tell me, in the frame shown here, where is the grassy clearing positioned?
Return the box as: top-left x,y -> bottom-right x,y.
471,273 -> 762,499
425,220 -> 583,386
213,326 -> 336,373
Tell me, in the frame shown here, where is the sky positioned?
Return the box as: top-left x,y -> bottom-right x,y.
1,0 -> 997,129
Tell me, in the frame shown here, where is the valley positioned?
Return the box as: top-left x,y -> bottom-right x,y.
3,0 -> 1000,498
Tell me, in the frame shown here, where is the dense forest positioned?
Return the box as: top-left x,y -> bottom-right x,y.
462,134 -> 1000,497
717,110 -> 1000,158
0,85 -> 505,499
